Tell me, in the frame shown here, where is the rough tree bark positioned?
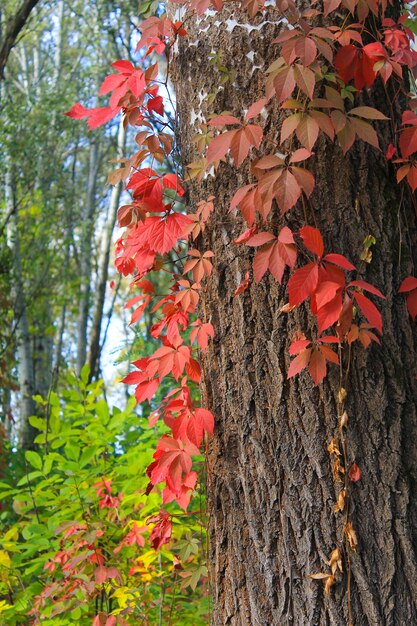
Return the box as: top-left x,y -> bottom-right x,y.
172,5 -> 417,626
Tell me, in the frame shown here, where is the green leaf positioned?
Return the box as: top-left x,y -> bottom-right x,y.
29,416 -> 46,431
95,399 -> 110,424
80,363 -> 90,385
49,410 -> 60,434
25,451 -> 42,470
64,443 -> 80,462
17,471 -> 43,487
79,446 -> 98,468
43,457 -> 53,475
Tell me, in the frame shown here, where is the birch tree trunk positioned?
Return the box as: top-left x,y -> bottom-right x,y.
76,138 -> 100,375
172,5 -> 417,625
5,162 -> 36,449
88,117 -> 126,380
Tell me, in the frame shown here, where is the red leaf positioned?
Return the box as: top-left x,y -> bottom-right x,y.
348,463 -> 361,482
194,408 -> 214,436
190,321 -> 214,350
287,348 -> 311,378
233,226 -> 257,244
88,106 -> 121,129
112,59 -> 135,73
290,166 -> 315,197
405,290 -> 417,320
233,271 -> 250,296
288,262 -> 319,306
398,276 -> 417,293
294,64 -> 316,99
186,358 -> 201,382
290,148 -> 313,163
139,213 -> 191,254
253,244 -> 273,283
335,43 -> 384,90
95,566 -> 107,585
353,292 -> 383,333
268,243 -> 286,283
350,118 -> 379,149
349,106 -> 388,120
399,126 -> 417,159
399,277 -> 417,319
245,98 -> 267,120
299,226 -> 324,257
319,344 -> 339,365
314,281 -> 341,310
122,370 -> 145,385
385,143 -> 397,160
274,169 -> 301,213
334,45 -> 358,84
246,232 -> 276,247
207,130 -> 237,163
149,512 -> 172,549
289,339 -> 311,355
337,296 -> 354,340
296,115 -> 319,150
317,292 -> 343,333
348,280 -> 385,299
230,125 -> 263,167
323,254 -> 356,271
278,226 -> 295,244
209,115 -> 241,126
273,66 -> 296,103
134,378 -> 160,403
100,73 -> 126,95
64,103 -> 90,119
163,173 -> 185,196
308,348 -> 327,384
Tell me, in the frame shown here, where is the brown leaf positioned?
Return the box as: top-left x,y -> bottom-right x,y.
328,548 -> 343,575
345,522 -> 358,551
334,488 -> 346,513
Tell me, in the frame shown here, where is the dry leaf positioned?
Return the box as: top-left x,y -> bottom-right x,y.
327,438 -> 341,456
335,488 -> 346,513
345,522 -> 358,551
328,548 -> 343,575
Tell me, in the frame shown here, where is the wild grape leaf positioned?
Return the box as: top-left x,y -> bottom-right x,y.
352,292 -> 383,333
288,262 -> 319,306
300,226 -> 324,257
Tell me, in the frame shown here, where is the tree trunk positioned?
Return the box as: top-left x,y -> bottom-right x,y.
5,161 -> 37,449
76,138 -> 99,375
172,6 -> 417,625
88,117 -> 126,380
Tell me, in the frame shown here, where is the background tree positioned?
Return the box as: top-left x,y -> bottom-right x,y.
0,0 -> 142,448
